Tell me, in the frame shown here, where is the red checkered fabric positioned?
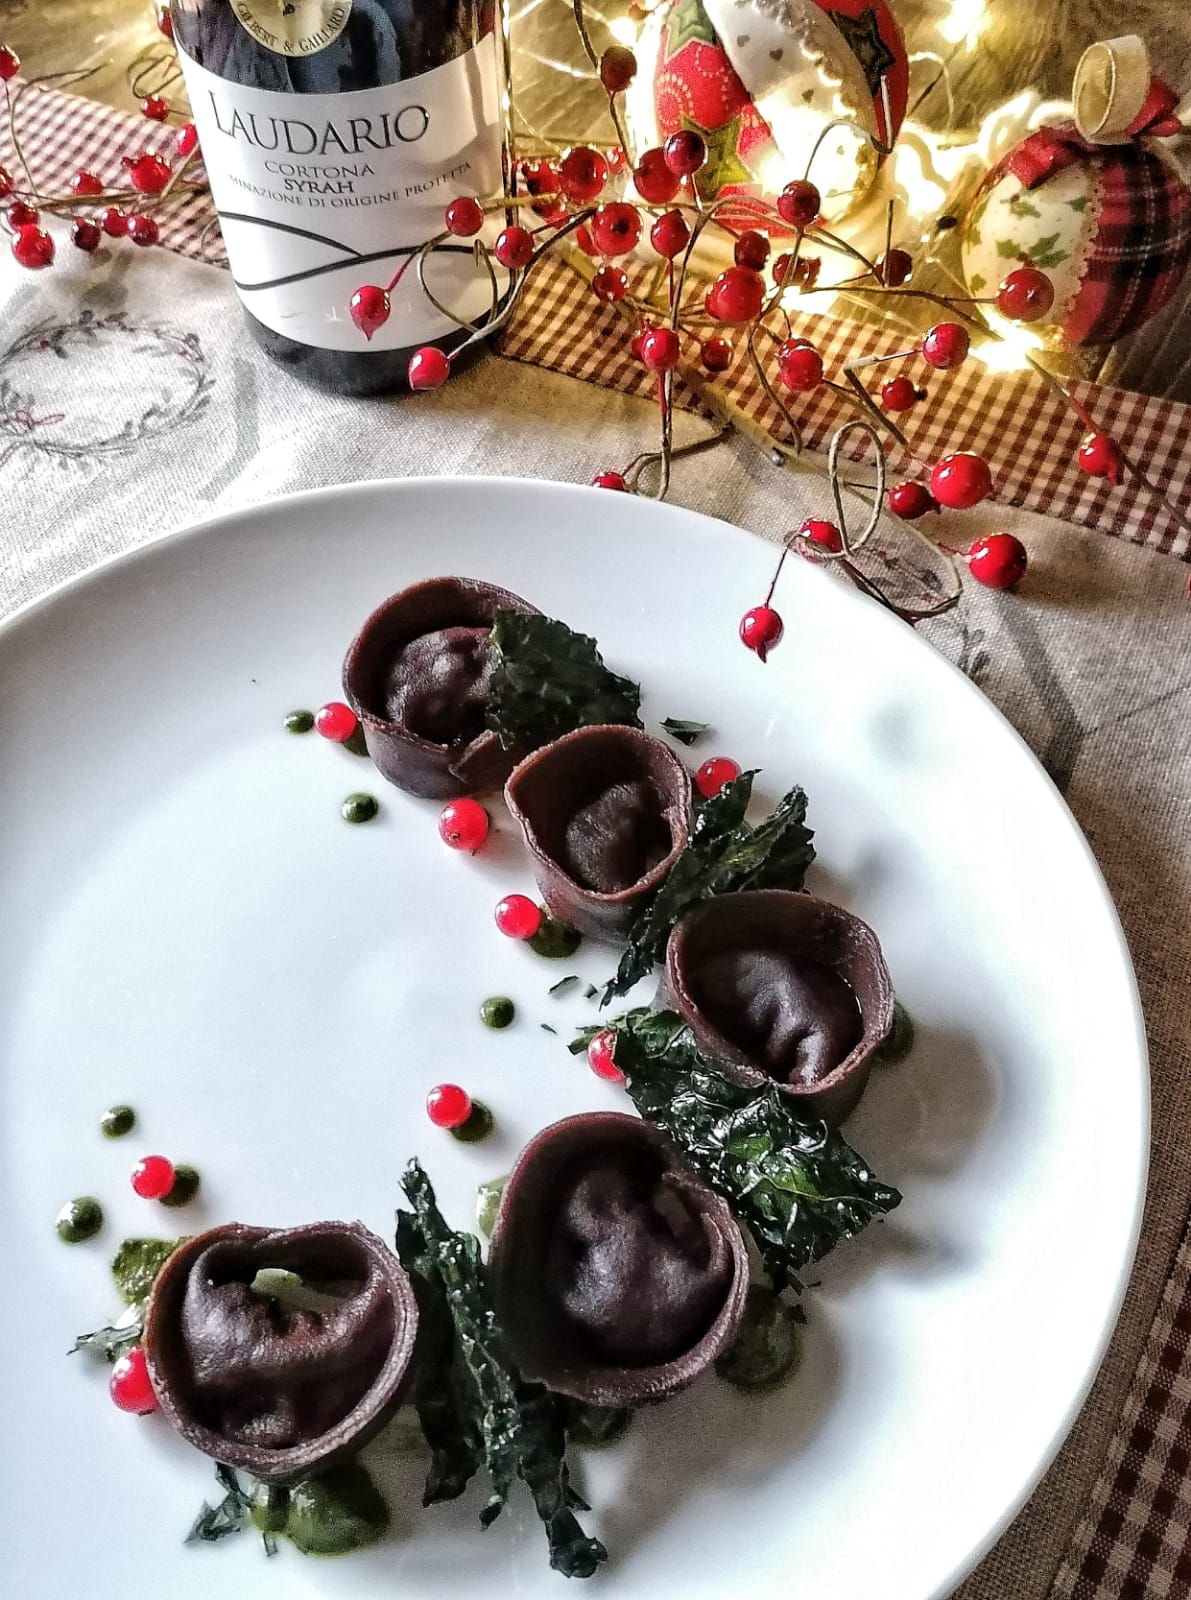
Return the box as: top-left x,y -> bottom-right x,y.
3,78 -> 1190,559
1052,1217 -> 1191,1600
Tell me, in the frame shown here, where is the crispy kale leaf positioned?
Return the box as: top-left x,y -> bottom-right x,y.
396,1161 -> 606,1580
486,612 -> 641,751
660,717 -> 708,746
605,770 -> 814,1000
572,1009 -> 899,1287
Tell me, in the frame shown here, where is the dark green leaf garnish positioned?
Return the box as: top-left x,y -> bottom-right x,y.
187,1463 -> 253,1545
583,984 -> 599,1001
540,1023 -> 558,1035
604,771 -> 815,1000
396,1161 -> 606,1580
572,1010 -> 899,1286
562,1399 -> 633,1448
660,717 -> 709,746
486,612 -> 641,752
69,1312 -> 142,1362
549,975 -> 579,997
111,1236 -> 180,1305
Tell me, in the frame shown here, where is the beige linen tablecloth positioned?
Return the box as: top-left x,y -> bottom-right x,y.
2,237 -> 1190,1598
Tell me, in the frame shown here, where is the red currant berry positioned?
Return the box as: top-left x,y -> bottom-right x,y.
1076,430 -> 1123,484
72,218 -> 101,254
632,147 -> 681,205
495,894 -> 543,940
592,470 -> 627,490
141,95 -> 169,121
347,286 -> 392,346
438,797 -> 490,852
129,214 -> 159,247
663,129 -> 706,176
110,1346 -> 158,1414
630,322 -> 653,361
649,209 -> 689,260
0,45 -> 20,81
876,248 -> 913,286
772,251 -> 794,285
176,123 -> 199,158
102,207 -> 128,238
888,481 -> 937,519
315,700 -> 358,741
349,285 -> 390,341
640,326 -> 681,373
589,201 -> 641,257
11,224 -> 53,270
739,604 -> 784,661
705,265 -> 764,325
778,339 -> 823,391
409,346 -> 452,389
574,224 -> 598,257
592,264 -> 629,303
6,198 -> 37,229
996,266 -> 1054,322
881,376 -> 919,411
599,45 -> 637,94
521,159 -> 559,197
494,225 -> 534,270
799,517 -> 842,552
968,533 -> 1028,590
445,196 -> 484,237
0,166 -> 11,200
777,179 -> 820,229
587,1030 -> 625,1083
734,229 -> 770,271
131,1155 -> 175,1200
701,335 -> 732,373
558,146 -> 608,203
71,170 -> 104,197
426,1083 -> 473,1129
695,756 -> 741,798
921,322 -> 969,370
122,153 -> 172,195
930,451 -> 993,510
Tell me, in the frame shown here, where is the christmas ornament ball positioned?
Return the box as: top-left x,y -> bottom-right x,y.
625,0 -> 908,224
961,127 -> 1191,347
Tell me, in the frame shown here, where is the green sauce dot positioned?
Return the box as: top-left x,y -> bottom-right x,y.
451,1100 -> 494,1143
878,1000 -> 915,1063
563,1398 -> 633,1447
481,996 -> 516,1030
100,1104 -> 136,1139
341,793 -> 379,824
715,1287 -> 803,1391
285,709 -> 315,734
56,1196 -> 103,1244
344,726 -> 371,758
528,911 -> 581,959
160,1164 -> 201,1208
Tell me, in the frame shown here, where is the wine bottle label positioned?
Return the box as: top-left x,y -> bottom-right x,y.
176,34 -> 505,350
231,1 -> 350,57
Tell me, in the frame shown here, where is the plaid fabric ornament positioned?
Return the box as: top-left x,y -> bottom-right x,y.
962,117 -> 1191,348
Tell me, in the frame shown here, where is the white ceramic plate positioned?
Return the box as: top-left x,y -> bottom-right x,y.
0,478 -> 1147,1600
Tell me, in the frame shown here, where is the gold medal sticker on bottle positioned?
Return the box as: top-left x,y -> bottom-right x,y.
231,0 -> 351,57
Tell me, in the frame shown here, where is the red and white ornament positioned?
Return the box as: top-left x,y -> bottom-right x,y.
624,0 -> 907,224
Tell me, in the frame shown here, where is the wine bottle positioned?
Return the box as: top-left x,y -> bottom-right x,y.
171,0 -> 505,395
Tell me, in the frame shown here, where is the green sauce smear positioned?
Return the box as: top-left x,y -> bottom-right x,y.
475,1174 -> 508,1238
160,1164 -> 201,1208
451,1100 -> 494,1144
528,911 -> 581,959
249,1463 -> 389,1556
878,1000 -> 915,1062
56,1197 -> 103,1244
100,1104 -> 136,1138
715,1286 -> 803,1391
112,1236 -> 180,1304
341,792 -> 379,824
481,996 -> 516,1030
